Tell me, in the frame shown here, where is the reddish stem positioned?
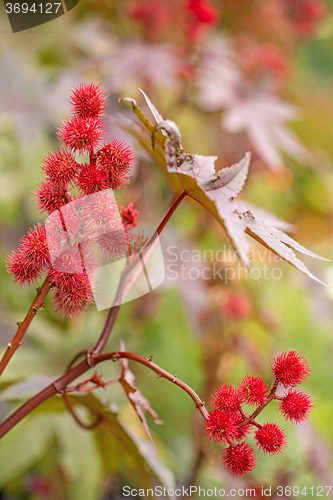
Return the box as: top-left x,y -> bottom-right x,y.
92,190 -> 187,355
238,379 -> 279,428
0,350 -> 207,438
0,191 -> 189,438
0,276 -> 51,377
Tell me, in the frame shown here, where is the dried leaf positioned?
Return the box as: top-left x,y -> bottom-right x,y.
119,340 -> 162,442
140,88 -> 164,123
123,93 -> 328,282
243,215 -> 327,284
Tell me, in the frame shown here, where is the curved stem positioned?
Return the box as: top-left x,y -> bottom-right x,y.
92,190 -> 187,355
62,392 -> 103,430
0,191 -> 188,437
102,351 -> 209,420
0,349 -> 207,439
238,379 -> 279,428
0,276 -> 51,377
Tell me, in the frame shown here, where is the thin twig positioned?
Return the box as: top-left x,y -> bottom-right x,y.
238,379 -> 279,427
0,350 -> 207,439
0,191 -> 188,437
0,276 -> 51,377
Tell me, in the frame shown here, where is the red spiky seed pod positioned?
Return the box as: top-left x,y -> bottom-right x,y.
238,374 -> 268,406
96,140 -> 134,190
222,442 -> 257,476
212,384 -> 242,413
6,224 -> 50,286
69,83 -> 107,118
58,116 -> 105,154
121,203 -> 139,227
34,180 -> 69,214
254,422 -> 286,455
42,150 -> 80,185
49,269 -> 94,318
205,410 -> 239,443
271,350 -> 310,387
223,292 -> 251,320
76,163 -> 110,195
6,249 -> 43,286
279,390 -> 314,424
97,231 -> 129,261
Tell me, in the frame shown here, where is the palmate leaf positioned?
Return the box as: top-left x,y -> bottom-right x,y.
121,92 -> 328,283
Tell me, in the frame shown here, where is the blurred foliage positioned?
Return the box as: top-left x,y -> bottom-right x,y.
1,0 -> 333,498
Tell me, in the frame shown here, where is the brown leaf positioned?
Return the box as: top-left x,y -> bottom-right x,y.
119,341 -> 163,442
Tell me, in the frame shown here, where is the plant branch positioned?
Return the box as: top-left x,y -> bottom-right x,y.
0,275 -> 51,377
0,191 -> 188,436
92,190 -> 187,355
238,379 -> 279,428
0,349 -> 207,439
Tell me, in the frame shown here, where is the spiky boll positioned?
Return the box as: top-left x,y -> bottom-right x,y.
50,269 -> 93,318
271,350 -> 310,387
121,203 -> 139,227
279,390 -> 314,424
97,231 -> 129,261
96,140 -> 134,190
76,163 -> 110,195
234,420 -> 252,442
222,443 -> 257,476
205,410 -> 239,443
69,83 -> 107,118
42,150 -> 79,185
6,224 -> 50,286
58,116 -> 105,153
34,180 -> 68,213
254,423 -> 286,455
212,384 -> 242,413
238,374 -> 268,406
187,0 -> 219,24
6,249 -> 43,286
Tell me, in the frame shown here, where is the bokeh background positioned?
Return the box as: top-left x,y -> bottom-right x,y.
1,0 -> 333,498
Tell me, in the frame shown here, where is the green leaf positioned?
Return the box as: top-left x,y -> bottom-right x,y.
0,415 -> 52,487
52,414 -> 103,500
71,393 -> 175,491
